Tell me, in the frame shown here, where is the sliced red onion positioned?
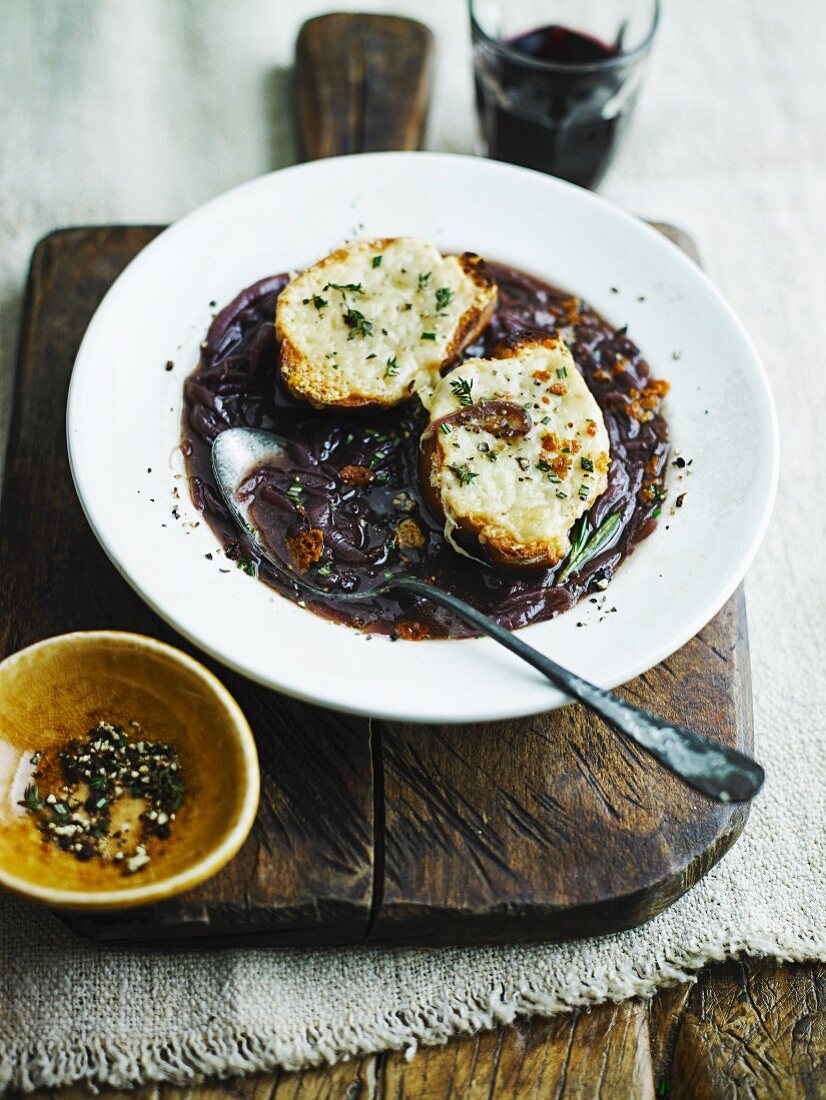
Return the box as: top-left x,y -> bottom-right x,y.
423,400 -> 533,442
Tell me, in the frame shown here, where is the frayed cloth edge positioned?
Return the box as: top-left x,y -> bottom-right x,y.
1,928 -> 824,1094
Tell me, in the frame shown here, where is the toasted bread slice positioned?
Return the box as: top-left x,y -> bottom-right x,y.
421,332 -> 611,570
276,238 -> 497,409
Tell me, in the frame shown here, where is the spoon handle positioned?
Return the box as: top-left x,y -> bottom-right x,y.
395,578 -> 764,803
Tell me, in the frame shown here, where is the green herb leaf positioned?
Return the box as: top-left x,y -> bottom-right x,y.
343,308 -> 373,339
417,272 -> 431,291
326,282 -> 363,294
19,782 -> 43,811
557,513 -> 621,585
236,559 -> 256,576
435,287 -> 454,312
448,464 -> 478,486
372,255 -> 382,268
449,376 -> 474,407
421,332 -> 437,341
385,355 -> 400,378
581,456 -> 594,472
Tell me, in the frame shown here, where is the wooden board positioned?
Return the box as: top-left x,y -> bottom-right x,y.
296,13 -> 433,160
0,225 -> 753,948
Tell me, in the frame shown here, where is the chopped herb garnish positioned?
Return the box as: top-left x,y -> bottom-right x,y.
421,332 -> 437,341
326,282 -> 363,294
557,513 -> 622,584
19,783 -> 43,811
652,507 -> 662,518
449,376 -> 474,407
287,482 -> 303,503
581,457 -> 594,472
537,459 -> 552,473
312,295 -> 328,310
417,272 -> 431,290
578,483 -> 590,500
486,451 -> 498,462
372,255 -> 382,268
18,721 -> 187,874
556,366 -> 568,379
366,353 -> 377,360
556,490 -> 568,499
343,308 -> 373,339
236,559 -> 256,576
385,355 -> 400,378
435,287 -> 454,312
449,464 -> 478,486
317,564 -> 333,576
440,423 -> 452,434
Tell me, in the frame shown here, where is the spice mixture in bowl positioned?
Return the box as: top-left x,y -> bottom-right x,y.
0,631 -> 259,909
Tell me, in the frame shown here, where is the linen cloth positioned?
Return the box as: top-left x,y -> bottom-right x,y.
1,0 -> 825,1091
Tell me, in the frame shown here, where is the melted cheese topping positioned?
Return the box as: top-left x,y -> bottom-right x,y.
276,238 -> 494,407
426,338 -> 611,567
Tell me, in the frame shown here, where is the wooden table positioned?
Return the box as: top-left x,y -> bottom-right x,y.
24,958 -> 825,1098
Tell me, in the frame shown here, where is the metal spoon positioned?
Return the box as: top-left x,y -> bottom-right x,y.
213,427 -> 764,803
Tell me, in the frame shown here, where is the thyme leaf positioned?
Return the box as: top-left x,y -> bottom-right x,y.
19,782 -> 43,811
343,308 -> 373,339
435,287 -> 454,312
557,513 -> 622,585
449,376 -> 474,407
448,464 -> 478,486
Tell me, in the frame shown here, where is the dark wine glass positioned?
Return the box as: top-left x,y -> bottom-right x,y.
470,0 -> 660,189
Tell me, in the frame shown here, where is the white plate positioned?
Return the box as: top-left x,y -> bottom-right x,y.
67,153 -> 778,724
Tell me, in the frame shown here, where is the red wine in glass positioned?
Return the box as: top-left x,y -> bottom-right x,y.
473,21 -> 651,189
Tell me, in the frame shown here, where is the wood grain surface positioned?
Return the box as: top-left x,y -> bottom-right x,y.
296,14 -> 433,160
19,958 -> 826,1098
1,226 -> 375,947
2,224 -> 753,948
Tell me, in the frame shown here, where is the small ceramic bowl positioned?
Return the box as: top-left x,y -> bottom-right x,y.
0,631 -> 259,909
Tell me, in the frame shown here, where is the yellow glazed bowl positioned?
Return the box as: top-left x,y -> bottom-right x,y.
0,631 -> 259,909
